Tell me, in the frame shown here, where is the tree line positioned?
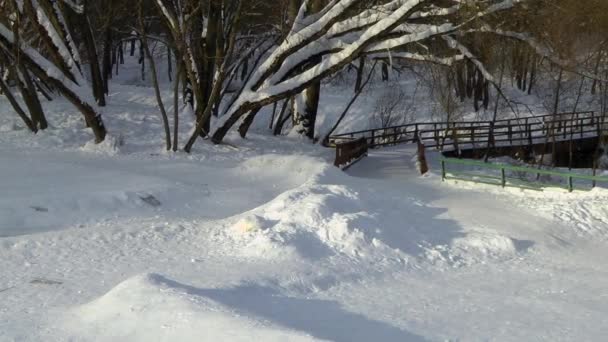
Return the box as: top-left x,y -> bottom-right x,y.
0,0 -> 607,151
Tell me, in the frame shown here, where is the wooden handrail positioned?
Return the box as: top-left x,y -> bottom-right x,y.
329,111 -> 602,150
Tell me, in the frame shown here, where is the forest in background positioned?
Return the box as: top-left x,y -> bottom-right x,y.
1,0 -> 608,151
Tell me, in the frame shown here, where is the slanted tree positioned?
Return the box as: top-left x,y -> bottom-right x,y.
207,0 -> 533,146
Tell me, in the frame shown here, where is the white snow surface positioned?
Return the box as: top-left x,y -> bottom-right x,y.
3,73 -> 608,341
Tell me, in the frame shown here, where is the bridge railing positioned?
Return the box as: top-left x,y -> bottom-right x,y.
329,111 -> 600,150
334,137 -> 368,169
441,157 -> 608,192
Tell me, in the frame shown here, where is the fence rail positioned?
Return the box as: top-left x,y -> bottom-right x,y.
441,157 -> 608,192
329,111 -> 602,151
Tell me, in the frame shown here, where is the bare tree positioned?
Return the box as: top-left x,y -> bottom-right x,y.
207,0 -> 531,147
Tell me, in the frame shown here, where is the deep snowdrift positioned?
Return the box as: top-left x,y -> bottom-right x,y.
227,168 -> 525,267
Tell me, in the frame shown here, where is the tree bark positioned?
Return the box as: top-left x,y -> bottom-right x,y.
238,108 -> 262,138
0,73 -> 37,132
173,64 -> 182,152
293,0 -> 322,140
354,56 -> 365,93
102,27 -> 112,93
16,66 -> 48,129
139,2 -> 172,151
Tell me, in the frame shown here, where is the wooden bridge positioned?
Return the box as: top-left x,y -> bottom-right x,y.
330,111 -> 606,168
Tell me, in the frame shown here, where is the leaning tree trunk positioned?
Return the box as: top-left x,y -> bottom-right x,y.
292,0 -> 323,140
79,9 -> 105,105
139,0 -> 172,150
196,0 -> 221,136
102,27 -> 112,93
0,72 -> 37,132
16,65 -> 48,129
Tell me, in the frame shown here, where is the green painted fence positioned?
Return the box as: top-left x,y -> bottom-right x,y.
441,157 -> 608,192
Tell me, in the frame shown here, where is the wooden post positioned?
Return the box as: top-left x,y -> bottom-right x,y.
501,168 -> 506,188
441,160 -> 446,181
580,118 -> 584,138
452,125 -> 460,156
488,122 -> 495,150
417,141 -> 429,175
470,127 -> 475,146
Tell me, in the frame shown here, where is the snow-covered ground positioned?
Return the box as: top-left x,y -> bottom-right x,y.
3,71 -> 608,341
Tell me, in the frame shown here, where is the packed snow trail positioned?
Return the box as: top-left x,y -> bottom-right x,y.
348,145 -> 608,245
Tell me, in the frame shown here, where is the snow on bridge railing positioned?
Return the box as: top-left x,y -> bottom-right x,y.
441,157 -> 608,192
329,111 -> 599,150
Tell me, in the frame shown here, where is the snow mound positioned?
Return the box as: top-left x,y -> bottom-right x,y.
228,183 -> 385,261
228,170 -> 529,267
63,273 -> 317,342
80,135 -> 123,155
237,154 -> 339,185
425,231 -> 522,267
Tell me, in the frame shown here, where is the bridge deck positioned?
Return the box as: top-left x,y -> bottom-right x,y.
330,111 -> 603,152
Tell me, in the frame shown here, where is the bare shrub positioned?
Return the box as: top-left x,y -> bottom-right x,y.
425,64 -> 465,123
369,83 -> 417,129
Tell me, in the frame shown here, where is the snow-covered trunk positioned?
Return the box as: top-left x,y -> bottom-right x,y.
197,0 -> 221,135
102,28 -> 112,94
16,66 -> 48,130
173,65 -> 182,152
354,56 -> 365,93
138,0 -> 172,150
237,108 -> 261,138
0,0 -> 107,143
182,0 -> 244,152
292,0 -> 322,140
21,0 -> 77,84
77,3 -> 106,106
209,0 -> 526,145
293,79 -> 320,139
0,70 -> 37,132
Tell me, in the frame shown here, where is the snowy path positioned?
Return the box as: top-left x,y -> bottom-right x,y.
340,146 -> 608,340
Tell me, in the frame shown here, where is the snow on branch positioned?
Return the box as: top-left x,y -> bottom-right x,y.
368,51 -> 465,66
59,0 -> 83,14
466,26 -> 608,82
443,35 -> 495,82
210,0 -> 528,143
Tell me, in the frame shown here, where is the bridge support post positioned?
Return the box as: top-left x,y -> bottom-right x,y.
417,141 -> 428,175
